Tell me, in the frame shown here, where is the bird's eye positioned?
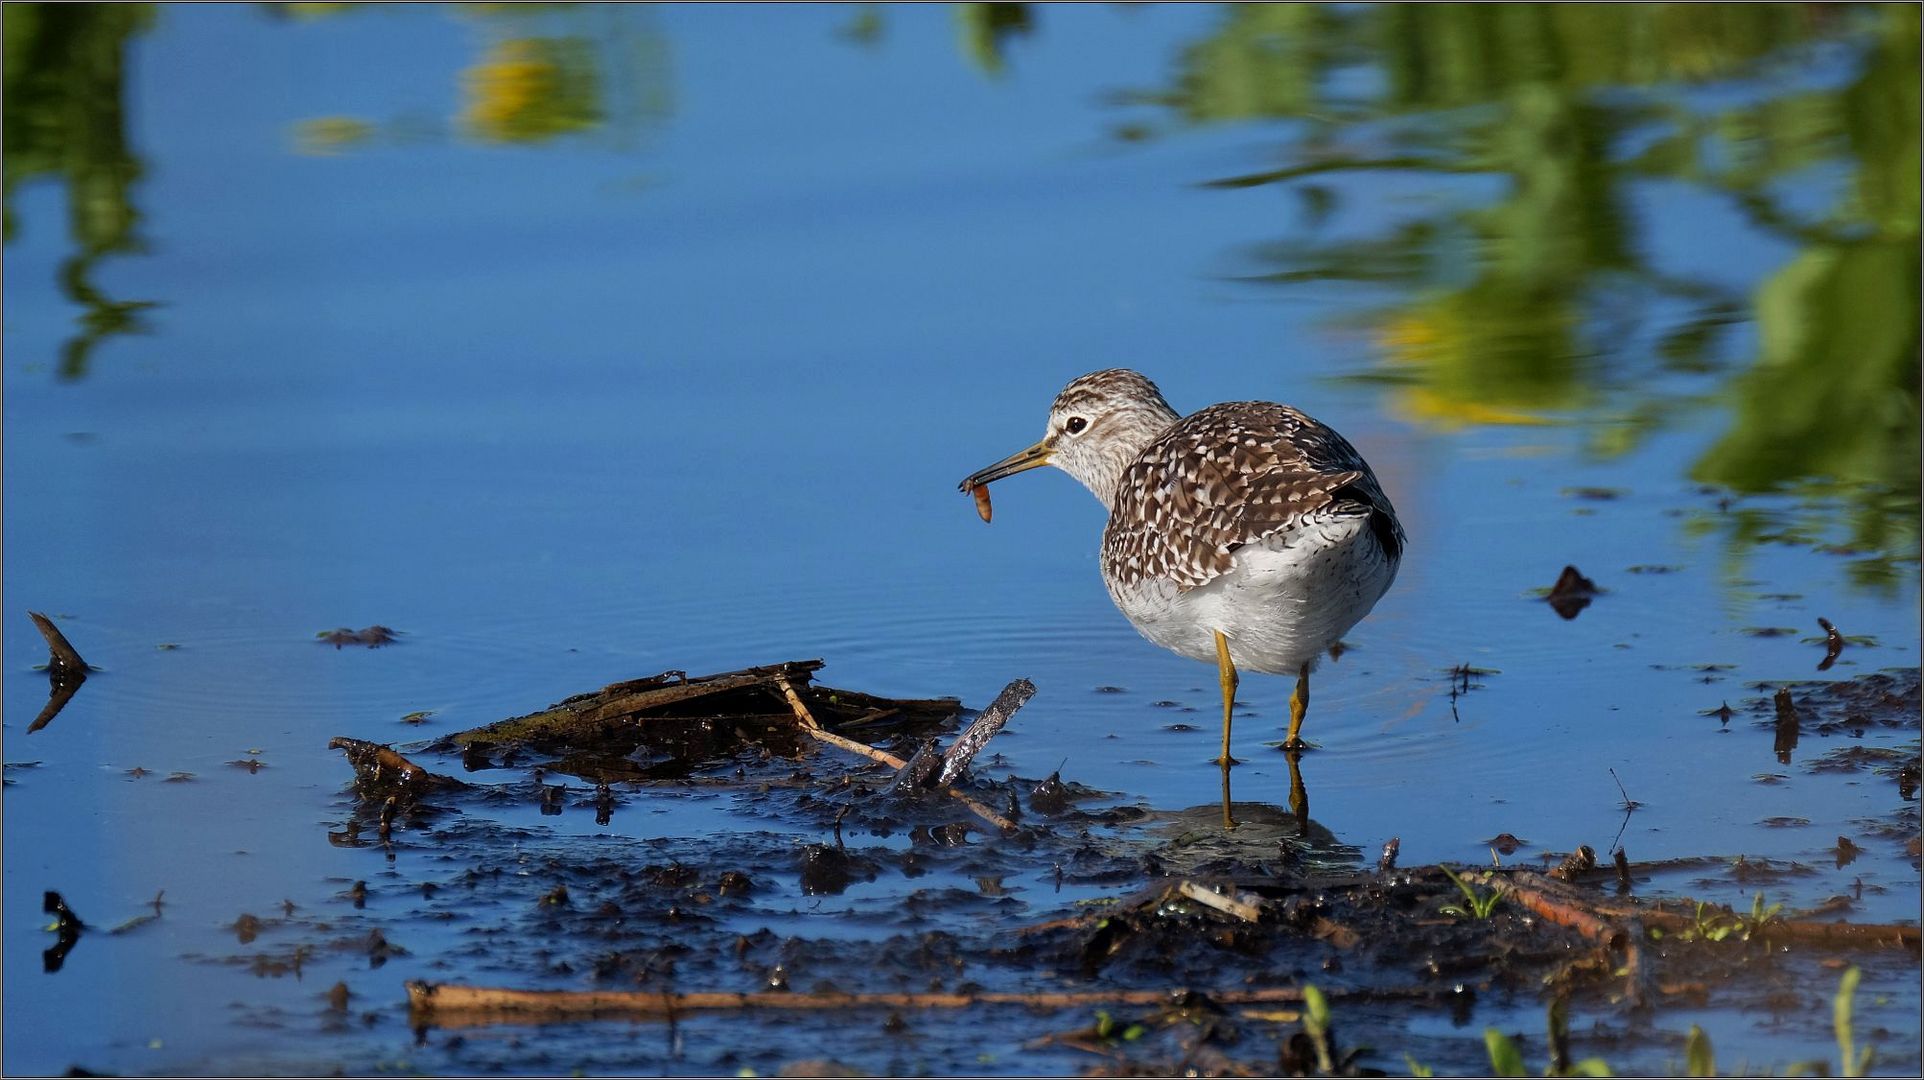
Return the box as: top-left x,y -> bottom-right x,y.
1065,416 -> 1089,435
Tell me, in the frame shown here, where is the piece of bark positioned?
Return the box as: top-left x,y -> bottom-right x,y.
439,660 -> 960,754
936,679 -> 1035,787
328,738 -> 463,801
26,613 -> 90,734
887,739 -> 944,793
28,612 -> 90,680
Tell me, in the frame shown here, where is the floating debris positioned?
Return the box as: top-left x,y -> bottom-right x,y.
233,913 -> 264,945
329,738 -> 464,805
317,625 -> 399,649
1543,566 -> 1599,620
28,611 -> 90,680
1773,687 -> 1801,763
26,611 -> 90,734
1487,833 -> 1527,856
42,890 -> 86,973
1552,845 -> 1597,879
1445,664 -> 1497,722
1029,771 -> 1071,815
1817,617 -> 1845,671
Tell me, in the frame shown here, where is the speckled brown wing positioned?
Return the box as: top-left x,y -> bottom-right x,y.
1100,402 -> 1402,592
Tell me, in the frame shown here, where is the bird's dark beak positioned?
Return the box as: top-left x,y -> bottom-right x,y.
959,438 -> 1052,492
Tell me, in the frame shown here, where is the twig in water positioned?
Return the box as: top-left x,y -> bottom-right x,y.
776,676 -> 904,767
406,980 -> 1439,1027
1175,880 -> 1264,923
1608,768 -> 1642,812
1604,769 -> 1641,854
775,676 -> 1016,833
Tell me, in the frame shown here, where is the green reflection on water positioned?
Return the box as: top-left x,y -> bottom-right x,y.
1689,7 -> 1921,588
956,2 -> 1034,77
1148,3 -> 1920,582
284,3 -> 672,149
2,2 -> 159,381
3,2 -> 1914,586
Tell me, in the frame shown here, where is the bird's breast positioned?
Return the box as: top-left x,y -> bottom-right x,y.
1100,512 -> 1398,674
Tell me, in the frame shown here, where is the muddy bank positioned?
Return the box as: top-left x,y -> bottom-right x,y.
198,661 -> 1921,1076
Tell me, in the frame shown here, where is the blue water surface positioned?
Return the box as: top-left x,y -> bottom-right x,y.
4,4 -> 1918,1075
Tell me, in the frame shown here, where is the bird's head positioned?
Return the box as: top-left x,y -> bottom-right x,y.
959,369 -> 1180,508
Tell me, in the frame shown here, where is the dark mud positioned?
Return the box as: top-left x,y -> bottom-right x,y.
219,663 -> 1924,1076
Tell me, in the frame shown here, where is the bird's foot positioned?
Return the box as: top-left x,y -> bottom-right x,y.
1281,737 -> 1314,752
1213,753 -> 1242,767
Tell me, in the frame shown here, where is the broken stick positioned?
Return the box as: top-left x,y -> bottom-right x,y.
1496,871 -> 1623,947
776,676 -> 906,768
775,676 -> 1017,833
1500,870 -> 1921,950
1176,880 -> 1264,924
406,980 -> 1437,1027
937,678 -> 1036,787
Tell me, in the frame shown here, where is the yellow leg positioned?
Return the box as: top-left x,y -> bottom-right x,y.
1212,630 -> 1240,766
1219,763 -> 1237,830
1284,663 -> 1310,750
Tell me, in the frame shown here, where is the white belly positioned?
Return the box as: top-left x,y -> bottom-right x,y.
1104,513 -> 1397,675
